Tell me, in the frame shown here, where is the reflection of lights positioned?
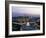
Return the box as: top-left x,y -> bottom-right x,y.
26,22 -> 30,26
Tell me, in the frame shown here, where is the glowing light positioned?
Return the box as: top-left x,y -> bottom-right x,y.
26,22 -> 30,26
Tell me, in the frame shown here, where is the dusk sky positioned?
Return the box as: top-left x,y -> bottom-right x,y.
12,5 -> 41,17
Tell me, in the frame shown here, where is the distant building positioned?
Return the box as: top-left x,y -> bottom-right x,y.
15,16 -> 32,23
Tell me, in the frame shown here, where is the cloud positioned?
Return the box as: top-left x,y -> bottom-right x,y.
12,4 -> 41,17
